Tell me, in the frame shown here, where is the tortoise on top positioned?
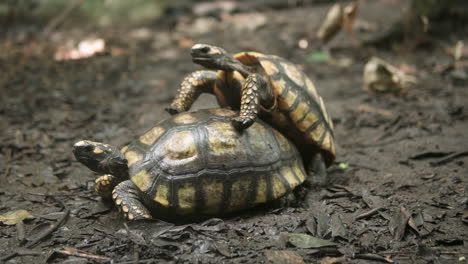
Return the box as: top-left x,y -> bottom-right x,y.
166,44 -> 335,185
73,108 -> 307,221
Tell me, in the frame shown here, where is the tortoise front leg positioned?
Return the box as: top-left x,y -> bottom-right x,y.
232,73 -> 274,130
112,180 -> 152,221
166,70 -> 218,115
95,174 -> 121,200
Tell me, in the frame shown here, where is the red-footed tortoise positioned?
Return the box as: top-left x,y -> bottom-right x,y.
73,108 -> 307,221
166,44 -> 335,185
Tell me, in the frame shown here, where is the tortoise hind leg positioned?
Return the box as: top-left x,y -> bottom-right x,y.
303,154 -> 328,206
112,180 -> 152,221
305,153 -> 329,187
166,70 -> 218,115
232,73 -> 275,130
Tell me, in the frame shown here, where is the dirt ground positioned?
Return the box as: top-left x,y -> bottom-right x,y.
1,1 -> 467,263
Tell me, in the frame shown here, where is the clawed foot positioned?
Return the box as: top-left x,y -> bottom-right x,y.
231,116 -> 254,130
95,174 -> 118,201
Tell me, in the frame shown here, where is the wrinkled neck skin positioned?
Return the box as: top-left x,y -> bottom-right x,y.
103,151 -> 129,180
224,60 -> 253,78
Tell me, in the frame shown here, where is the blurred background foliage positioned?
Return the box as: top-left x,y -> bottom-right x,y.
0,0 -> 179,26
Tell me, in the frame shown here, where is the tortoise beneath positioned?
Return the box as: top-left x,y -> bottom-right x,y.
73,108 -> 307,221
166,44 -> 336,186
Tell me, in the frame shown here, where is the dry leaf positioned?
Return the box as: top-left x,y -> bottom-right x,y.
357,105 -> 393,118
363,57 -> 417,95
0,209 -> 33,225
317,3 -> 343,43
287,233 -> 338,249
343,0 -> 359,33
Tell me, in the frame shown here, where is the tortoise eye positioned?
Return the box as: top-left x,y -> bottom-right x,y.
83,145 -> 94,152
199,46 -> 210,53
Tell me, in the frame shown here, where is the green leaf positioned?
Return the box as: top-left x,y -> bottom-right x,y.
0,209 -> 33,225
339,162 -> 349,169
459,256 -> 466,261
287,233 -> 338,249
307,51 -> 331,62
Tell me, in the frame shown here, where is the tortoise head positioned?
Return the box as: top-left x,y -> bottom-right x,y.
190,44 -> 250,76
73,140 -> 129,178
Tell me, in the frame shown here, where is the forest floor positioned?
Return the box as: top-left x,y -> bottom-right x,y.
1,1 -> 467,263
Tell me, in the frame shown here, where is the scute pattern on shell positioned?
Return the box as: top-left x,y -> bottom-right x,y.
234,52 -> 336,165
121,109 -> 306,216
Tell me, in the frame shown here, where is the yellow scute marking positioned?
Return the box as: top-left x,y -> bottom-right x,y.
173,113 -> 199,124
260,60 -> 280,76
125,151 -> 143,167
280,62 -> 304,87
177,183 -> 196,215
93,148 -> 104,154
280,166 -> 300,189
309,123 -> 325,143
290,101 -> 309,122
164,131 -> 197,160
322,131 -> 331,147
140,126 -> 165,145
272,79 -> 286,96
206,122 -> 245,162
297,113 -> 319,132
254,175 -> 267,204
278,89 -> 298,111
154,184 -> 169,207
271,173 -> 287,199
120,146 -> 129,153
209,108 -> 236,117
292,160 -> 306,182
201,178 -> 223,214
229,177 -> 252,210
131,170 -> 152,192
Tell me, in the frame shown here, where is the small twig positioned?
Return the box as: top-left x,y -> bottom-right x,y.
355,207 -> 382,220
348,163 -> 379,172
114,259 -> 161,264
54,247 -> 112,261
27,192 -> 76,197
25,209 -> 70,248
0,249 -> 42,262
321,191 -> 351,199
353,253 -> 393,263
409,151 -> 453,160
430,151 -> 468,166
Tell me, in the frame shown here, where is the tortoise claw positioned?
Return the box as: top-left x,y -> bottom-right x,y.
231,116 -> 254,130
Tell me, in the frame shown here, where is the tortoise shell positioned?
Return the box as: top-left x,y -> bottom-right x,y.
233,52 -> 336,166
120,108 -> 306,216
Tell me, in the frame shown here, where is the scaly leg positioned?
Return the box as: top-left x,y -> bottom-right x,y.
306,153 -> 328,187
303,153 -> 329,207
166,70 -> 218,115
231,73 -> 274,130
112,180 -> 152,221
95,174 -> 121,200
